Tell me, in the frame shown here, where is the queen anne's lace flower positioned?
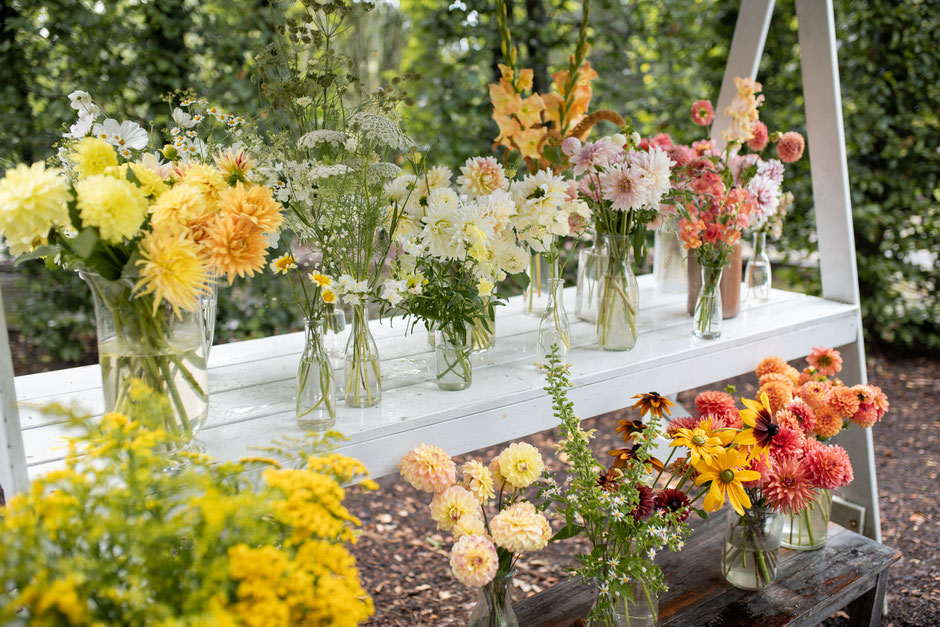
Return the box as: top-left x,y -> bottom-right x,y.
348,112 -> 413,151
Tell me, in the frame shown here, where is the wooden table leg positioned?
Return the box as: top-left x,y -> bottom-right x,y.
847,568 -> 889,626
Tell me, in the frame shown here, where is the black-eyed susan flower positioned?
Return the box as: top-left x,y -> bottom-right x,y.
631,392 -> 675,419
737,392 -> 779,452
693,448 -> 761,515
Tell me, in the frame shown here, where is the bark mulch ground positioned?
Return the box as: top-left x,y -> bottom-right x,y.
347,351 -> 938,626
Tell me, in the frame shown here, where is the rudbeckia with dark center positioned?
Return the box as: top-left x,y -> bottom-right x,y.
616,418 -> 645,443
654,488 -> 692,522
737,392 -> 780,452
631,392 -> 675,419
607,444 -> 665,473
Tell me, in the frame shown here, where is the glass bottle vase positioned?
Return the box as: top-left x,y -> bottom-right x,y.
693,263 -> 724,339
199,277 -> 219,356
575,236 -> 606,323
537,278 -> 570,364
596,234 -> 640,351
321,303 -> 347,396
745,232 -> 772,304
344,303 -> 381,408
588,581 -> 658,627
470,300 -> 496,352
721,506 -> 783,590
653,216 -> 687,294
468,571 -> 518,627
296,319 -> 337,430
782,488 -> 832,551
435,323 -> 472,391
85,273 -> 209,448
524,252 -> 557,317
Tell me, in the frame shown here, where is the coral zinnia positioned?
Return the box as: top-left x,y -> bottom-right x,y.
812,406 -> 844,440
805,444 -> 854,490
135,230 -> 210,316
430,485 -> 478,531
691,99 -> 715,126
693,448 -> 761,515
204,214 -> 270,283
632,484 -> 655,521
495,442 -> 544,490
399,443 -> 456,493
654,488 -> 691,522
776,131 -> 805,163
763,457 -> 818,514
756,355 -> 788,378
767,426 -> 805,462
694,390 -> 739,428
738,393 -> 780,452
759,381 -> 794,415
828,386 -> 861,419
450,535 -> 498,587
807,346 -> 842,376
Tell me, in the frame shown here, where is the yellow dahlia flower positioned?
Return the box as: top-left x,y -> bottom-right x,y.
450,534 -> 498,587
495,442 -> 544,489
399,443 -> 456,493
429,485 -> 478,531
180,162 -> 227,208
129,162 -> 169,198
489,502 -> 551,553
203,214 -> 269,283
149,183 -> 209,229
75,175 -> 148,243
71,137 -> 118,178
135,230 -> 210,316
218,182 -> 283,234
460,460 -> 495,504
452,513 -> 487,540
0,162 -> 72,254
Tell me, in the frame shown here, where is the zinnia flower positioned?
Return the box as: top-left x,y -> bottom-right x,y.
0,162 -> 72,254
828,386 -> 861,419
776,131 -> 805,163
756,355 -> 788,378
430,485 -> 478,531
812,406 -> 844,439
747,121 -> 769,151
135,230 -> 211,316
805,444 -> 853,489
763,457 -> 818,514
807,346 -> 842,376
767,426 -> 805,462
399,443 -> 456,493
694,390 -> 739,428
218,182 -> 283,234
71,137 -> 118,178
75,174 -> 148,243
460,460 -> 495,504
654,488 -> 691,522
203,214 -> 269,283
489,502 -> 551,553
690,99 -> 715,126
694,448 -> 761,515
631,392 -> 675,419
450,535 -> 498,587
495,443 -> 544,490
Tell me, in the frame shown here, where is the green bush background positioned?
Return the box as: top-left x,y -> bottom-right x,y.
1,0 -> 936,372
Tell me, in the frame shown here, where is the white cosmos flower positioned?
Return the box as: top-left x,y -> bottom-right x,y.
68,91 -> 99,118
172,107 -> 196,129
65,114 -> 94,139
139,152 -> 173,179
92,119 -> 149,150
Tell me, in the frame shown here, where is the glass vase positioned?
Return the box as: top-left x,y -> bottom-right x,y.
596,234 -> 640,351
321,303 -> 347,396
782,488 -> 832,551
575,236 -> 606,323
468,571 -> 518,627
344,303 -> 381,408
296,319 -> 336,430
721,506 -> 783,590
524,252 -> 557,317
85,273 -> 209,448
537,278 -> 570,364
692,263 -> 723,339
588,581 -> 658,627
653,216 -> 687,294
470,301 -> 496,352
435,323 -> 472,390
745,232 -> 772,304
199,277 -> 218,355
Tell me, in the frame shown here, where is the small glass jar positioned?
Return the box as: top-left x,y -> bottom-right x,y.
575,236 -> 606,323
745,232 -> 772,305
653,216 -> 687,293
321,303 -> 347,396
693,263 -> 724,339
782,488 -> 832,551
537,278 -> 570,365
296,318 -> 336,431
468,570 -> 519,627
524,252 -> 557,317
722,506 -> 783,590
344,302 -> 381,408
588,580 -> 658,627
470,302 -> 496,352
596,233 -> 640,351
435,323 -> 472,391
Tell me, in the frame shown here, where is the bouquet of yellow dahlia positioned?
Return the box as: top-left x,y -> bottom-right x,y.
0,399 -> 375,626
0,92 -> 282,444
399,440 -> 551,626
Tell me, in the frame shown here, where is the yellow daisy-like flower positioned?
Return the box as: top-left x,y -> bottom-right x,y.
668,418 -> 733,466
0,162 -> 72,255
495,442 -> 544,489
75,174 -> 148,243
321,288 -> 337,304
631,392 -> 675,419
128,162 -> 169,198
309,272 -> 332,287
135,230 -> 210,315
71,137 -> 117,178
269,254 -> 297,274
693,448 -> 761,515
737,392 -> 778,453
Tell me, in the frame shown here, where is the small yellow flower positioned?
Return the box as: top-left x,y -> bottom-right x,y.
321,288 -> 337,304
693,448 -> 761,515
270,254 -> 297,274
495,442 -> 544,489
309,271 -> 332,287
71,137 -> 118,178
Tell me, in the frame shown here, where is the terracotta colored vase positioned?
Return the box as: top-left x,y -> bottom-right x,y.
687,241 -> 743,319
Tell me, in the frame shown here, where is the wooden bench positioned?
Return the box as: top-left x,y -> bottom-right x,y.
515,515 -> 900,626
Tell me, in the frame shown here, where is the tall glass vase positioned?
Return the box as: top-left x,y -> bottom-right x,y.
722,506 -> 783,590
321,303 -> 347,396
470,301 -> 496,352
85,273 -> 209,448
588,581 -> 658,627
296,319 -> 336,430
468,571 -> 518,627
576,236 -> 606,323
537,278 -> 570,364
524,252 -> 557,317
782,489 -> 832,551
692,263 -> 723,340
653,216 -> 687,293
344,303 -> 381,408
596,234 -> 639,351
435,322 -> 472,391
745,232 -> 772,304
199,277 -> 219,355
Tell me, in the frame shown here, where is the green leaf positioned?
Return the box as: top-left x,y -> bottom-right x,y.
550,524 -> 583,542
70,228 -> 100,259
13,245 -> 59,265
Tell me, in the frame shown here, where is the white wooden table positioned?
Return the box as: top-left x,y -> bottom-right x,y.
14,274 -> 859,480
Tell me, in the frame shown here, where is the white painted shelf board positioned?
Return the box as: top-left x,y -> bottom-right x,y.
17,274 -> 859,479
